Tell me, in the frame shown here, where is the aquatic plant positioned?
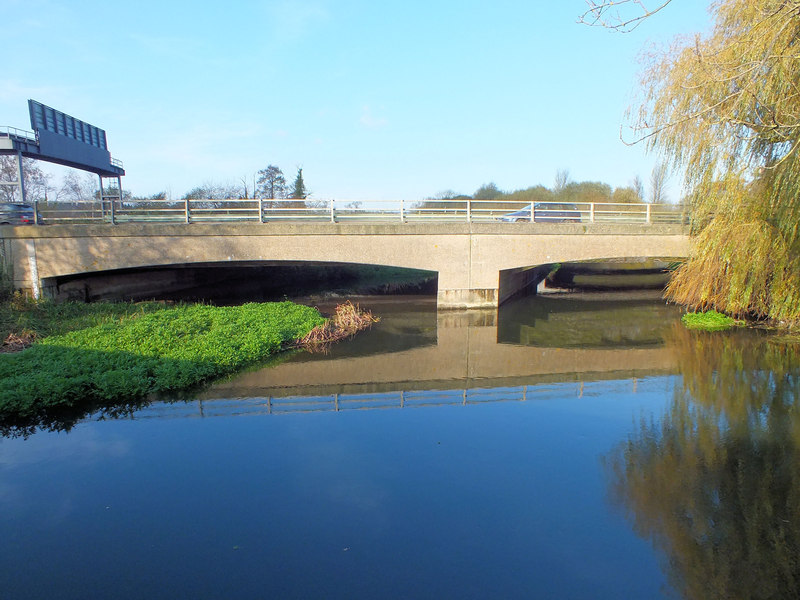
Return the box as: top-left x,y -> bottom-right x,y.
681,310 -> 740,331
0,294 -> 171,341
0,302 -> 325,424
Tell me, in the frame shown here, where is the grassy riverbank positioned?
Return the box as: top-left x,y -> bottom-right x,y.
0,300 -> 328,430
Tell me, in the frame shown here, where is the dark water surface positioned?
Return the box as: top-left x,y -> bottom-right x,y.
2,293 -> 799,599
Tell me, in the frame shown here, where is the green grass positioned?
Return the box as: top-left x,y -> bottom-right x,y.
0,295 -> 172,340
681,310 -> 741,331
0,301 -> 325,428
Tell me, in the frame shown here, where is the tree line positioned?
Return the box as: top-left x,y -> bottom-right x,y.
2,154 -> 667,211
182,165 -> 308,204
427,164 -> 669,207
0,158 -> 309,206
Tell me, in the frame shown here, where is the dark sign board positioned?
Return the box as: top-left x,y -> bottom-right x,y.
27,100 -> 122,175
29,100 -> 108,150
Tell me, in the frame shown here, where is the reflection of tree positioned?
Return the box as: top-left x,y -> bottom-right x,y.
606,325 -> 800,599
0,351 -> 298,439
0,398 -> 151,439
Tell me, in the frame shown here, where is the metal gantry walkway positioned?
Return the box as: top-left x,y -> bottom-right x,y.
0,100 -> 125,220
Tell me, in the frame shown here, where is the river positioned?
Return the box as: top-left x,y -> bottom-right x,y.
1,292 -> 798,599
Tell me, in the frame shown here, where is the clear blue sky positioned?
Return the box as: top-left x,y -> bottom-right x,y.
1,1 -> 712,201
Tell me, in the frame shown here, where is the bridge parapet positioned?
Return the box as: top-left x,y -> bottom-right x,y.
25,198 -> 688,226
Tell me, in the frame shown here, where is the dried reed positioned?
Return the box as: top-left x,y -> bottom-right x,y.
296,301 -> 379,351
1,330 -> 36,353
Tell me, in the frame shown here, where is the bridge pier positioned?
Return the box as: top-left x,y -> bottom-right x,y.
437,265 -> 553,309
437,288 -> 498,309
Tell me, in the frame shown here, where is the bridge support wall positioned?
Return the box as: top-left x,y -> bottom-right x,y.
0,222 -> 690,309
497,265 -> 555,305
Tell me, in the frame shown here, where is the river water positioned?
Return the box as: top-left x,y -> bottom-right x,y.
1,292 -> 799,599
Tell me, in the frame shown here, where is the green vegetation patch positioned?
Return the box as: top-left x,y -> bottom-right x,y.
681,310 -> 741,331
0,295 -> 171,341
0,302 -> 324,422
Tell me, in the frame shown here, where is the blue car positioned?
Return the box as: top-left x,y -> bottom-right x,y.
0,203 -> 43,225
499,202 -> 581,223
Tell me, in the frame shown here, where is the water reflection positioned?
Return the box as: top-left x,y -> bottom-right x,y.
605,326 -> 800,600
6,293 -> 795,599
204,295 -> 679,401
0,294 -> 682,437
498,291 -> 681,348
138,381 -> 619,420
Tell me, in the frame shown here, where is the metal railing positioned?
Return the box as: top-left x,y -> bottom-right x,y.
0,126 -> 38,143
26,198 -> 690,226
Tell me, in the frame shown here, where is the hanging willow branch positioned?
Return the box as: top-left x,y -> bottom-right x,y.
623,0 -> 800,325
579,0 -> 673,32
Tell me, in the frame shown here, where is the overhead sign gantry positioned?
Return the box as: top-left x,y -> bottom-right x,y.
0,100 -> 125,222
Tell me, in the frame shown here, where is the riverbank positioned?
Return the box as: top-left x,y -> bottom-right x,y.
0,298 -> 375,433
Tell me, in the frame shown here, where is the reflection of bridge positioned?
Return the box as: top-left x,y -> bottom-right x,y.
202,311 -> 678,400
128,310 -> 676,420
2,221 -> 689,308
138,379 -> 663,420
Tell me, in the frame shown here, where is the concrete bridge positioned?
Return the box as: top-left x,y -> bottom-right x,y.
1,221 -> 690,308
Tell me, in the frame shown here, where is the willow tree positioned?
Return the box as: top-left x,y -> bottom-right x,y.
626,0 -> 800,324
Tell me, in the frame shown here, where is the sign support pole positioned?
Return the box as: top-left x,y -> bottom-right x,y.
16,151 -> 26,205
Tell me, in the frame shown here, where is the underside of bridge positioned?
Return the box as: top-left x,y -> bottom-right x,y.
41,257 -> 679,305
498,257 -> 680,303
44,261 -> 438,304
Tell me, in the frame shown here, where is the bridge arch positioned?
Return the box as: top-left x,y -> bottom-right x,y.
46,260 -> 438,303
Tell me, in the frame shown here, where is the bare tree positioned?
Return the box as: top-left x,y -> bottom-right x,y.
55,171 -> 97,203
182,181 -> 240,209
219,182 -> 241,199
0,156 -> 50,203
632,175 -> 645,201
473,182 -> 503,200
429,189 -> 461,201
649,161 -> 668,204
554,168 -> 571,194
612,186 -> 641,203
579,0 -> 673,32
